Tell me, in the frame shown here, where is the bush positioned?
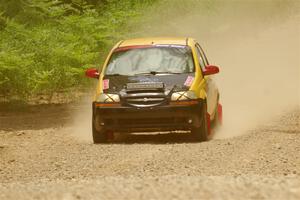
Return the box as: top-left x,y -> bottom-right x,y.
0,0 -> 156,102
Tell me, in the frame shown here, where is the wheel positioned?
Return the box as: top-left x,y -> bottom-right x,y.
212,102 -> 222,129
192,101 -> 209,142
92,124 -> 108,144
92,114 -> 109,144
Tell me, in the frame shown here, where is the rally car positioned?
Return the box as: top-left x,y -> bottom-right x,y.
86,37 -> 222,143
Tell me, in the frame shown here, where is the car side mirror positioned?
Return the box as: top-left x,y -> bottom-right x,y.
203,65 -> 219,76
85,68 -> 99,79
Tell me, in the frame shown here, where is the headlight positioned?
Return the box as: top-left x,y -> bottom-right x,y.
171,91 -> 197,101
96,93 -> 120,102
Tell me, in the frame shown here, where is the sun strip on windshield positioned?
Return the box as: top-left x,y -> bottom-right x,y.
114,44 -> 187,53
114,45 -> 153,52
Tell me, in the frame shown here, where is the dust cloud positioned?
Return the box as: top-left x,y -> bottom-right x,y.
137,0 -> 300,138
71,0 -> 299,141
70,96 -> 93,143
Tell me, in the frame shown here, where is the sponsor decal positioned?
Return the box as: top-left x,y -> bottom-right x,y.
127,82 -> 164,90
129,76 -> 160,82
103,79 -> 109,90
184,76 -> 194,87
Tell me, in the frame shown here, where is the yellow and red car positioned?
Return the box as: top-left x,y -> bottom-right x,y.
86,37 -> 222,143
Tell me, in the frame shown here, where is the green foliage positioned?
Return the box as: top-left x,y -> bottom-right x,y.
0,0 -> 156,102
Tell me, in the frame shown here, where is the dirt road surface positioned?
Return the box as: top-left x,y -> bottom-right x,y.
0,104 -> 299,200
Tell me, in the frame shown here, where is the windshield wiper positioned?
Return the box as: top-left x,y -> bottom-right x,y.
135,71 -> 182,75
105,73 -> 122,76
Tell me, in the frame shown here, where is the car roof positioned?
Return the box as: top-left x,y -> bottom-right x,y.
118,37 -> 191,47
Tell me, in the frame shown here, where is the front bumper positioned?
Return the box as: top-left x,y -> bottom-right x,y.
92,99 -> 205,132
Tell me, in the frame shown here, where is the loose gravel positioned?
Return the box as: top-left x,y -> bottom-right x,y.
0,107 -> 299,200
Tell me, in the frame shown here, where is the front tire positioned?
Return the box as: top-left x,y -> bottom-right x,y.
192,101 -> 209,142
212,102 -> 222,129
92,115 -> 108,144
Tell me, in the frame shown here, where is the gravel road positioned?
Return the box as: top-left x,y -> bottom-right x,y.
0,105 -> 299,200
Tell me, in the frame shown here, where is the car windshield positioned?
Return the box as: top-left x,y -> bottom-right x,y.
105,46 -> 195,76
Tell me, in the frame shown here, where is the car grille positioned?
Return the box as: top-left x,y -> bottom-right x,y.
121,82 -> 168,107
122,91 -> 167,107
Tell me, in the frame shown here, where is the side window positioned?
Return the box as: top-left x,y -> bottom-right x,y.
195,45 -> 206,71
198,45 -> 209,66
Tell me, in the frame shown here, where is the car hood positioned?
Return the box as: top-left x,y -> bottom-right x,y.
103,73 -> 194,93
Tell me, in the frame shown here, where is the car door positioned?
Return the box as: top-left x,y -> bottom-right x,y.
195,44 -> 219,118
